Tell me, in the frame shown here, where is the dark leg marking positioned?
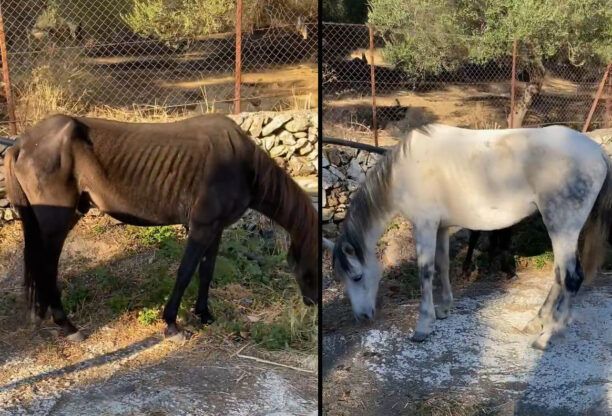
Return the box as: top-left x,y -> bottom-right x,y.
194,234 -> 222,326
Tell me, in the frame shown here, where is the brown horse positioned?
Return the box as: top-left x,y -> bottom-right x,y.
4,114 -> 318,340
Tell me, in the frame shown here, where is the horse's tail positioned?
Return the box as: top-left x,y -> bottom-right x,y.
580,153 -> 612,283
4,144 -> 41,309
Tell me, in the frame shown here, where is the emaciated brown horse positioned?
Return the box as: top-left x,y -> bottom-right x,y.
4,114 -> 318,340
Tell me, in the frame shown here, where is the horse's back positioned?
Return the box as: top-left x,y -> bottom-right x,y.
394,124 -> 608,229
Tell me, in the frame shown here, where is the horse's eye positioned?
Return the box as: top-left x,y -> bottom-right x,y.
351,274 -> 363,282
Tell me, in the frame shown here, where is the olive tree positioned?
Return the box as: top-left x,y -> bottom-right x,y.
369,0 -> 612,127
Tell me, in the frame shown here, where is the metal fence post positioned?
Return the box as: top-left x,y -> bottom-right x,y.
0,3 -> 17,135
606,72 -> 611,129
509,39 -> 517,128
369,24 -> 378,147
583,62 -> 611,132
234,0 -> 242,114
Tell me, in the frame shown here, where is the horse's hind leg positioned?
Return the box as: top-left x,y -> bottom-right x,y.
194,233 -> 222,325
527,202 -> 590,349
411,221 -> 439,342
435,227 -> 453,319
33,206 -> 82,340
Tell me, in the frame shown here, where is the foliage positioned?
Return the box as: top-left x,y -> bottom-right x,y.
138,307 -> 160,325
322,0 -> 368,24
368,0 -> 612,76
122,0 -> 317,41
121,0 -> 234,41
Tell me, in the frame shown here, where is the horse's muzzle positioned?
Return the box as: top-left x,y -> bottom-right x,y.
302,295 -> 318,306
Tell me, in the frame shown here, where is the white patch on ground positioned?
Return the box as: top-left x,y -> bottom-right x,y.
358,274 -> 612,414
227,371 -> 316,416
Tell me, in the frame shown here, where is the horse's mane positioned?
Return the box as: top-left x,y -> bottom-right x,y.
250,143 -> 318,274
335,124 -> 433,269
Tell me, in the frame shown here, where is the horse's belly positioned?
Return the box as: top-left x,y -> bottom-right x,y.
445,197 -> 537,230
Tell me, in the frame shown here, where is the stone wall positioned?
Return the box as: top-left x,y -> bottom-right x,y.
322,128 -> 612,235
0,110 -> 318,222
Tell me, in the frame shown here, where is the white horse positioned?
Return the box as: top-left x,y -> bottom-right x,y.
324,124 -> 612,349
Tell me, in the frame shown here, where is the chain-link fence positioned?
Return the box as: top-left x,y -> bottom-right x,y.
0,0 -> 317,135
323,22 -> 611,144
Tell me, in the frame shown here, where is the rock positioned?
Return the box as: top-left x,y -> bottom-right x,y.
326,147 -> 342,166
367,153 -> 380,168
322,222 -> 338,235
333,210 -> 346,221
347,159 -> 366,182
322,187 -> 327,207
270,145 -> 288,158
285,146 -> 296,160
308,127 -> 318,142
322,208 -> 334,221
273,157 -> 287,170
262,114 -> 292,136
240,116 -> 253,133
339,148 -> 357,164
4,209 -> 13,221
262,136 -> 275,151
293,132 -> 307,138
253,137 -> 262,146
346,179 -> 359,192
322,154 -> 330,168
328,165 -> 345,181
322,169 -> 337,189
249,114 -> 265,138
355,150 -> 369,165
338,193 -> 348,204
0,198 -> 8,208
285,114 -> 310,132
295,138 -> 308,149
227,114 -> 243,124
299,143 -> 314,155
278,130 -> 296,145
307,148 -> 318,161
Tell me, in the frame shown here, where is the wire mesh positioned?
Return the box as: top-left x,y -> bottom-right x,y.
323,22 -> 610,143
0,0 -> 317,135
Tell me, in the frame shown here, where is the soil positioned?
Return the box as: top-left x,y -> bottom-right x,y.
322,219 -> 612,415
0,217 -> 317,416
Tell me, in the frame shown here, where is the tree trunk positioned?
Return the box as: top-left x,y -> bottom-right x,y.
508,59 -> 545,128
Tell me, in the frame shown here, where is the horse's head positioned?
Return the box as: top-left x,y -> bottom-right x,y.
325,234 -> 382,321
289,237 -> 318,306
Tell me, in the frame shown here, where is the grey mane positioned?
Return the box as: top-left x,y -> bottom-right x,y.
334,125 -> 432,271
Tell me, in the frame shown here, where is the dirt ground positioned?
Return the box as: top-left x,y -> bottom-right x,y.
322,219 -> 612,415
0,212 -> 317,415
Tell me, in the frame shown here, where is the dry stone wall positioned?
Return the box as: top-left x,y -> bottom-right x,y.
0,111 -> 317,222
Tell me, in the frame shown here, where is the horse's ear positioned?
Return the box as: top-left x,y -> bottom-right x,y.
322,237 -> 335,252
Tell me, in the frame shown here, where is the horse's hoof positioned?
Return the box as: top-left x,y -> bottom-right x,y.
165,331 -> 190,343
411,331 -> 429,342
522,318 -> 543,334
435,306 -> 450,320
66,331 -> 85,342
199,312 -> 215,326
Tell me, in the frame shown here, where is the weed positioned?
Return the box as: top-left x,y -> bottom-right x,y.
138,307 -> 159,326
64,283 -> 91,314
532,251 -> 554,269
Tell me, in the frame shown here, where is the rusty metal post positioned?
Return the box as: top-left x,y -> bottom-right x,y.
369,25 -> 378,147
509,39 -> 517,128
583,62 -> 611,133
606,71 -> 611,128
0,4 -> 16,135
234,0 -> 242,114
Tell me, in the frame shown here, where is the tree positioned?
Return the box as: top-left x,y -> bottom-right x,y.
368,0 -> 612,127
122,0 -> 317,43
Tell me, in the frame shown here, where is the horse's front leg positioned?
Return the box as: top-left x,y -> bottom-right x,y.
411,221 -> 439,342
435,227 -> 453,319
194,233 -> 222,325
163,222 -> 220,340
